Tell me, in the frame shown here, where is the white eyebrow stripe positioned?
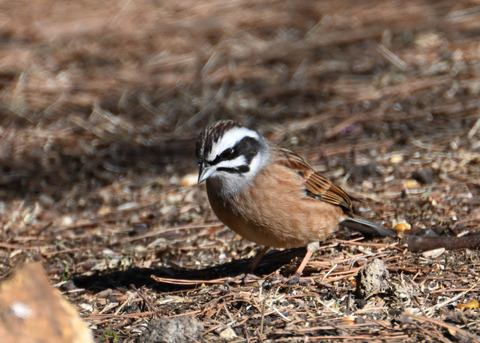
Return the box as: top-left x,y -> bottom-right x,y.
215,155 -> 247,169
207,127 -> 260,162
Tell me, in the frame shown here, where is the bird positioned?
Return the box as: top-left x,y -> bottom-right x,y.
196,119 -> 395,281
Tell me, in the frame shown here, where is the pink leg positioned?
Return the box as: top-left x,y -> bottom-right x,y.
246,246 -> 270,274
293,242 -> 319,277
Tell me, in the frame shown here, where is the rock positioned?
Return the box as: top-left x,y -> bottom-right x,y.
219,326 -> 238,340
0,262 -> 94,343
356,258 -> 390,299
412,168 -> 436,184
138,316 -> 203,343
348,164 -> 381,184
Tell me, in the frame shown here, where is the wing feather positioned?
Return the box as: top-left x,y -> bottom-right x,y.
275,147 -> 353,211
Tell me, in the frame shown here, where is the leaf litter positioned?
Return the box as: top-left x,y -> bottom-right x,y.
0,0 -> 480,341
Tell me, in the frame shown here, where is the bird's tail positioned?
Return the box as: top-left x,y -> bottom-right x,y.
340,215 -> 396,237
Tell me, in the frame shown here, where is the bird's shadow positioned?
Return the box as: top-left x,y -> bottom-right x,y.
71,248 -> 306,292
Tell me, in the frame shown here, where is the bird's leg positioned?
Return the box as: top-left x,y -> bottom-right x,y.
224,246 -> 269,286
287,242 -> 319,284
246,246 -> 270,275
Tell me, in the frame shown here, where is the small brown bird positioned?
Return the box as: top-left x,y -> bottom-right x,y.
196,120 -> 394,279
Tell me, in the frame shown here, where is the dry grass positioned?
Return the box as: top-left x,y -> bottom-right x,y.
1,0 -> 480,341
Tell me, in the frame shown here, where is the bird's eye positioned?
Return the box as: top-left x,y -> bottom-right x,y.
210,147 -> 239,165
219,148 -> 235,160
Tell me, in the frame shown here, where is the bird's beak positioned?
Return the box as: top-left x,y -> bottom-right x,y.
198,162 -> 214,184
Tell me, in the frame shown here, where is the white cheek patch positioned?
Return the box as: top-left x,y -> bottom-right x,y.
213,148 -> 270,197
247,153 -> 264,176
215,155 -> 246,170
207,127 -> 260,162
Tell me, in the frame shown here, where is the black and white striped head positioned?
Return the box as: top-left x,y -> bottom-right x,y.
196,120 -> 270,196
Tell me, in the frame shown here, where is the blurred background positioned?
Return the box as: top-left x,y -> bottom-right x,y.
2,0 -> 479,203
1,0 -> 480,341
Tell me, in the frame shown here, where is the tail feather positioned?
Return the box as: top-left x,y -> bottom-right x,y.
340,216 -> 396,237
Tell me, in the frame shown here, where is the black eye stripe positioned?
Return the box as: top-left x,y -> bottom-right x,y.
209,136 -> 261,166
237,136 -> 260,164
210,146 -> 240,165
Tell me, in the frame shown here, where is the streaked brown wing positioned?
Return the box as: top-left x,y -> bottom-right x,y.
276,147 -> 353,211
305,173 -> 352,210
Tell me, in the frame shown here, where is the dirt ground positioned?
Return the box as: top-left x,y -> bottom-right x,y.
1,0 -> 480,342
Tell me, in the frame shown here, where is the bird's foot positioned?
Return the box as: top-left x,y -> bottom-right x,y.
262,273 -> 311,288
285,273 -> 311,286
224,273 -> 262,286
